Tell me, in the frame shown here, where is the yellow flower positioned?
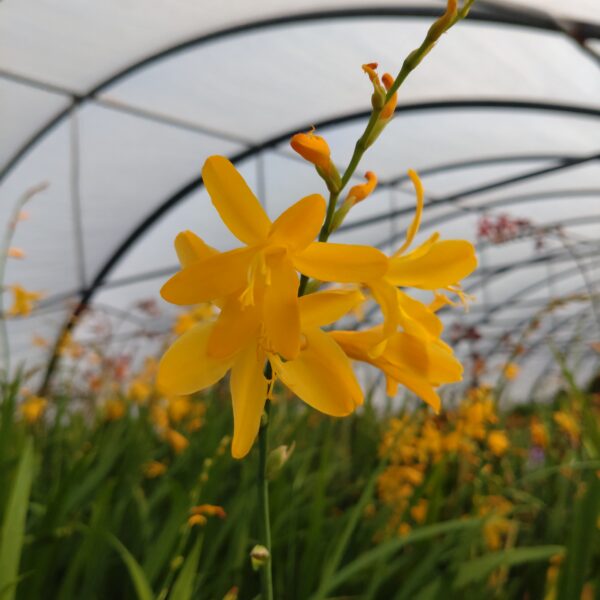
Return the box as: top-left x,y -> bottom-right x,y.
366,170 -> 477,351
159,287 -> 365,458
143,461 -> 167,478
553,411 -> 580,441
161,156 -> 386,362
167,394 -> 192,423
330,325 -> 463,412
165,428 -> 189,454
410,498 -> 428,524
530,418 -> 549,448
8,285 -> 43,316
129,380 -> 151,404
105,399 -> 126,421
20,395 -> 47,424
487,430 -> 509,457
503,362 -> 519,380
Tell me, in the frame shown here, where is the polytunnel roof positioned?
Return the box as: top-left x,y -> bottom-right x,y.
1,0 -> 599,400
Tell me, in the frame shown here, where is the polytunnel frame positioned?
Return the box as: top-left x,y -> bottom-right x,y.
1,5 -> 597,389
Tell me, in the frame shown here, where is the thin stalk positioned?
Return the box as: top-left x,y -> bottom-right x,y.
0,182 -> 48,377
257,389 -> 274,600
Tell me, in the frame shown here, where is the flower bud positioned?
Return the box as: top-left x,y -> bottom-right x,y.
290,130 -> 341,192
266,442 -> 295,480
250,545 -> 270,570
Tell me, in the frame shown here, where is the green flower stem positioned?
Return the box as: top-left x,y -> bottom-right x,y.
258,365 -> 274,600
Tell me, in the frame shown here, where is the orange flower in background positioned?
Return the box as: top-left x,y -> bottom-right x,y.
487,430 -> 509,457
7,285 -> 43,316
104,399 -> 126,421
8,247 -> 25,259
165,428 -> 189,454
503,362 -> 519,380
143,460 -> 167,478
20,395 -> 47,424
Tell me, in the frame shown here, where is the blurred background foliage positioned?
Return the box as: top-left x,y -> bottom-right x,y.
1,350 -> 599,600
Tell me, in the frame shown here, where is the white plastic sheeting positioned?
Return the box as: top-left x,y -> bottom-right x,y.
0,0 -> 599,399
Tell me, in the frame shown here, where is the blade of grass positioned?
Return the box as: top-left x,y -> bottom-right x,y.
169,533 -> 203,600
0,438 -> 34,600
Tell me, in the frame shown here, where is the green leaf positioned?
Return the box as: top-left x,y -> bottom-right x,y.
0,438 -> 34,600
454,545 -> 564,589
310,518 -> 481,600
101,530 -> 154,600
169,534 -> 203,600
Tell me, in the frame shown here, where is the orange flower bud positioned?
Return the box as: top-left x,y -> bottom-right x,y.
346,171 -> 377,204
381,73 -> 398,120
290,130 -> 332,172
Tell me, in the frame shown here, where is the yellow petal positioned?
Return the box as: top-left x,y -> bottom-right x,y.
202,156 -> 271,245
397,291 -> 443,338
368,281 -> 400,340
263,254 -> 300,359
175,231 -> 218,268
393,169 -> 424,256
230,341 -> 268,459
161,247 -> 255,305
387,240 -> 477,289
157,322 -> 233,395
299,288 -> 364,328
268,194 -> 326,251
273,328 -> 362,415
207,298 -> 261,359
293,243 -> 387,283
389,367 -> 442,412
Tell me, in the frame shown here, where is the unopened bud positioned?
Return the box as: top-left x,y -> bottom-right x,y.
250,545 -> 270,570
266,442 -> 295,480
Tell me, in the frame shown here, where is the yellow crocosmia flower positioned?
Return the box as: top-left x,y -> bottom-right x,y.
410,498 -> 428,524
104,399 -> 126,421
330,325 -> 463,412
20,395 -> 47,424
364,170 -> 477,350
161,157 -> 387,361
158,288 -> 365,459
487,430 -> 509,457
530,418 -> 549,448
7,285 -> 44,317
165,428 -> 189,454
167,394 -> 191,423
143,461 -> 167,478
503,362 -> 519,380
380,73 -> 398,119
553,411 -> 580,441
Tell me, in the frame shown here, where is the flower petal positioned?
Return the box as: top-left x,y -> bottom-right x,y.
273,328 -> 362,415
393,169 -> 424,256
263,253 -> 300,359
230,341 -> 268,459
161,247 -> 255,305
387,240 -> 477,289
299,288 -> 364,328
397,291 -> 443,338
293,243 -> 387,283
157,322 -> 233,395
175,231 -> 218,268
208,298 -> 261,359
202,156 -> 271,245
268,194 -> 326,252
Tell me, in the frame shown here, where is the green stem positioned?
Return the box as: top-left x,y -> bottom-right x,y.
258,378 -> 274,600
